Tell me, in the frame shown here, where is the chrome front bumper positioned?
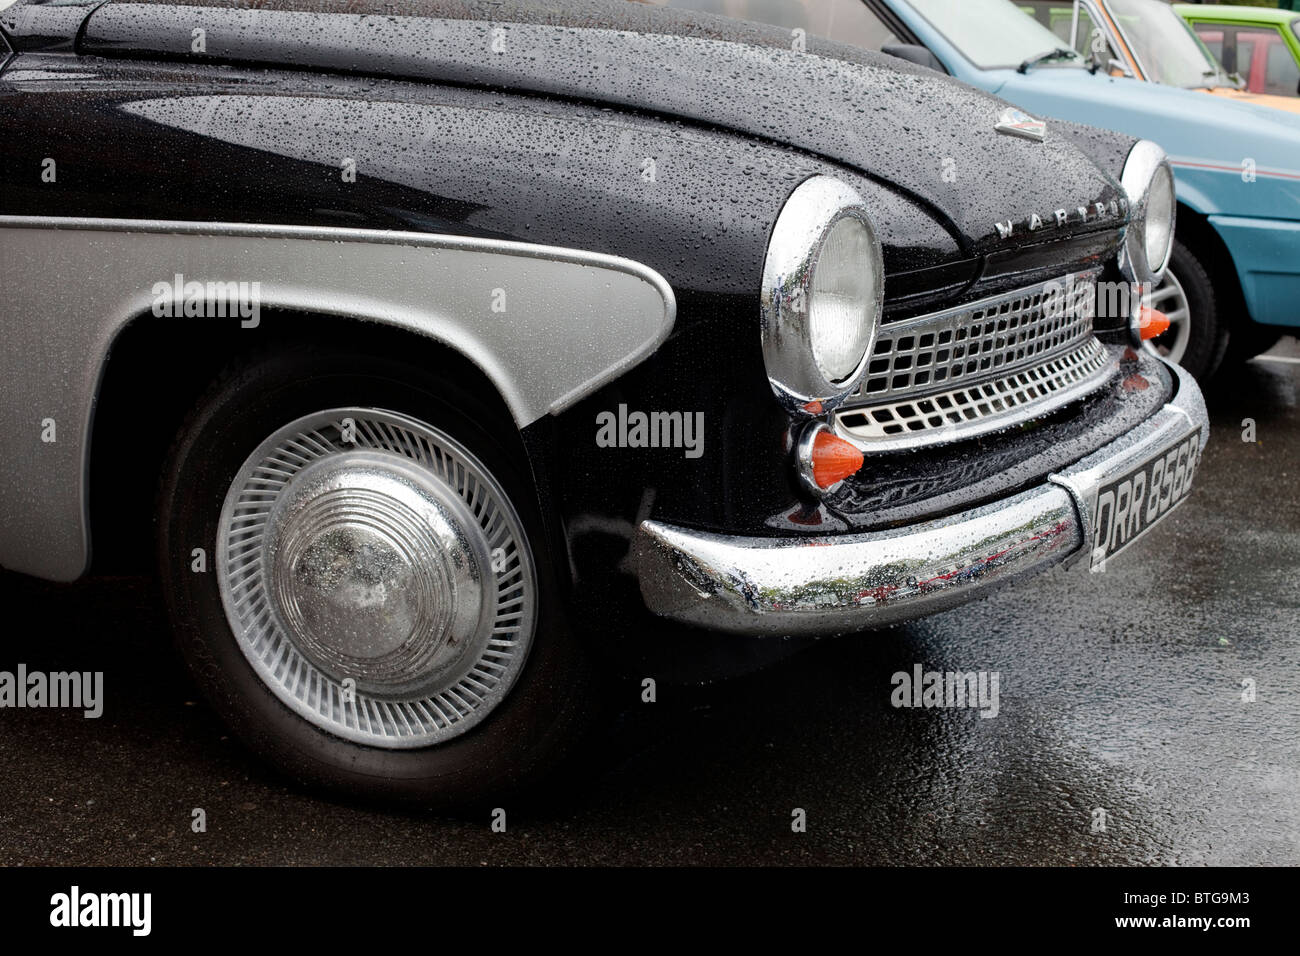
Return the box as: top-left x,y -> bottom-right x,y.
633,360 -> 1209,637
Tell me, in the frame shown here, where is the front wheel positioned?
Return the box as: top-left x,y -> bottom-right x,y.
1142,237 -> 1228,382
157,347 -> 592,804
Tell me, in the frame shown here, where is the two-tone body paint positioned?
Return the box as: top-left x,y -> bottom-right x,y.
0,50 -> 936,581
0,0 -> 1142,591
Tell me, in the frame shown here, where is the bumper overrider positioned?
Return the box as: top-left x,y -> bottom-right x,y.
633,360 -> 1208,637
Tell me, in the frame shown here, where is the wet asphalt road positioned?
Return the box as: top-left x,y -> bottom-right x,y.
1,343 -> 1297,866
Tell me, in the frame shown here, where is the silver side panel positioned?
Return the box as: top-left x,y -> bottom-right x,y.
0,216 -> 676,581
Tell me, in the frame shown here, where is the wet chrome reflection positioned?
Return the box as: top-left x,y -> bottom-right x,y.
635,362 -> 1209,637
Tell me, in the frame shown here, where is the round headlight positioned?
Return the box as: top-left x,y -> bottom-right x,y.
1143,162 -> 1175,275
761,176 -> 884,413
810,216 -> 876,383
1120,140 -> 1176,285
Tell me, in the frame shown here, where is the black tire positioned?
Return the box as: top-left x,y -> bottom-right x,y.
157,344 -> 593,806
1221,323 -> 1284,368
1152,237 -> 1229,383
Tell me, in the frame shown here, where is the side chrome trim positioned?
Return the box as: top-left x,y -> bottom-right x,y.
634,359 -> 1208,637
0,215 -> 676,581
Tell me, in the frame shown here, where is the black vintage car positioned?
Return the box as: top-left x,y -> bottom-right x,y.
0,0 -> 1206,801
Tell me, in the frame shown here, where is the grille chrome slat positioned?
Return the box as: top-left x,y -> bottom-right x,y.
837,272 -> 1114,452
860,271 -> 1099,403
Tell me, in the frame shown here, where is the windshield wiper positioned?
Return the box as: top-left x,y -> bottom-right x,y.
1018,47 -> 1078,73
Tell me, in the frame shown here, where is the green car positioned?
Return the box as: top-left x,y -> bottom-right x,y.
1177,4 -> 1300,99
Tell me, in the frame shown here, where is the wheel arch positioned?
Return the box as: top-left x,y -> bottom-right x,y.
88,308 -> 561,577
1174,199 -> 1250,326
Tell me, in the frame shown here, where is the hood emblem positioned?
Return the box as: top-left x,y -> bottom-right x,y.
995,107 -> 1047,142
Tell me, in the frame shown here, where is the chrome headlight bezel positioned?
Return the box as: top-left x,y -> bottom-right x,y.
1119,140 -> 1177,287
760,176 -> 884,414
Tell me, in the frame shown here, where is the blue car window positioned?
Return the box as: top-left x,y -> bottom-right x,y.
1019,2 -> 1103,58
910,0 -> 1085,69
1019,1 -> 1132,75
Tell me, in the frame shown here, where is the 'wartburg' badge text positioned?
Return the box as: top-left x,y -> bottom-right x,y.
993,197 -> 1129,241
994,106 -> 1047,142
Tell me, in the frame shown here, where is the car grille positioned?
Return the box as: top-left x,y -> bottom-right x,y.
836,272 -> 1116,451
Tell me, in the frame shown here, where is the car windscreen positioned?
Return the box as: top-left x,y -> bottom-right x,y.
908,0 -> 1094,70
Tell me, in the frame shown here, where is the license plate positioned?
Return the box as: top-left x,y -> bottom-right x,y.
1090,428 -> 1201,570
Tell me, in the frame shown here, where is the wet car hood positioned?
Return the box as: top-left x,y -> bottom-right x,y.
53,0 -> 1129,253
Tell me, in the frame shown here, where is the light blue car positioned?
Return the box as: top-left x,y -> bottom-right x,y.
651,0 -> 1300,380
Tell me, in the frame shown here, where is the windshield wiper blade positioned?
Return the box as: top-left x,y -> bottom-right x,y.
1018,47 -> 1077,73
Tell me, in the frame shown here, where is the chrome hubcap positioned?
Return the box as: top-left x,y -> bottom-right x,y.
1142,267 -> 1192,365
217,408 -> 536,748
